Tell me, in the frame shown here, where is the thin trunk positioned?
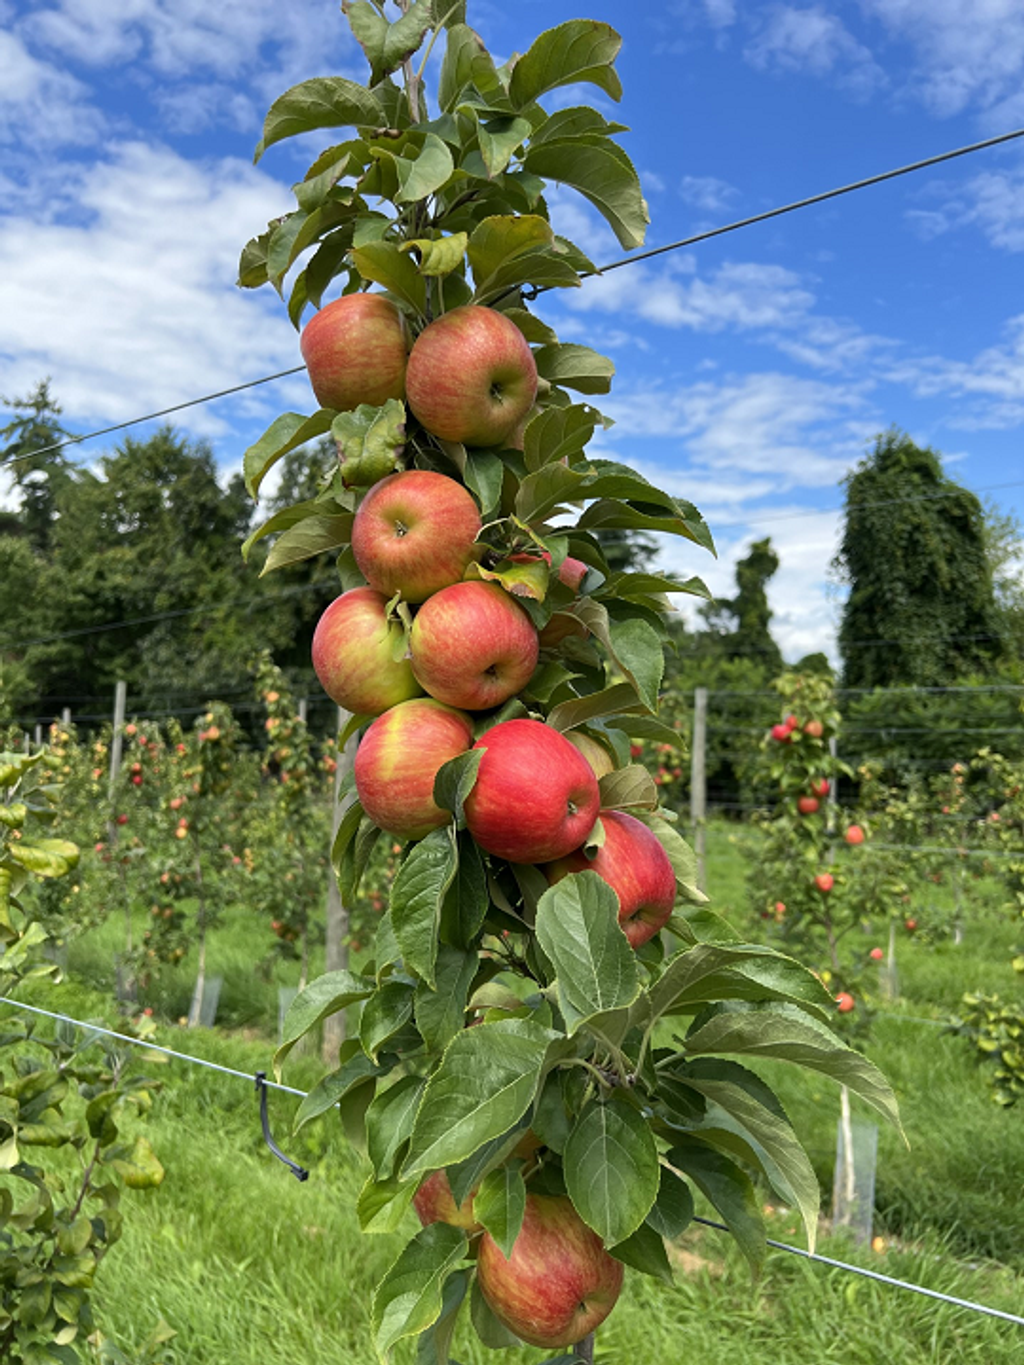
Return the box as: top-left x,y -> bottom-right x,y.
323,711 -> 357,1064
187,836 -> 207,1028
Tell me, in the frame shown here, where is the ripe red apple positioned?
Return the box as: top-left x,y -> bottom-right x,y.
797,796 -> 820,815
784,714 -> 799,731
413,1169 -> 480,1233
477,1194 -> 623,1349
405,306 -> 538,447
774,900 -> 786,917
351,470 -> 481,603
312,587 -> 423,715
836,992 -> 855,1013
811,778 -> 830,798
845,824 -> 865,845
904,917 -> 918,932
803,719 -> 824,739
565,731 -> 616,780
409,580 -> 538,711
869,947 -> 884,961
463,719 -> 600,863
300,293 -> 408,412
814,872 -> 834,893
116,814 -> 129,826
544,810 -> 676,948
354,698 -> 473,840
770,724 -> 792,743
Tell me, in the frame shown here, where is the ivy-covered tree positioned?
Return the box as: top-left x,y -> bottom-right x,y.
699,537 -> 783,672
835,429 -> 1003,688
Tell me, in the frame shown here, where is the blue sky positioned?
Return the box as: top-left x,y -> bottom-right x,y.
2,0 -> 1023,660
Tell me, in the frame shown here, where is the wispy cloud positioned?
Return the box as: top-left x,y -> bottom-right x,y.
744,6 -> 886,98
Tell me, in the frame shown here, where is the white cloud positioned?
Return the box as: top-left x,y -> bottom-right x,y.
679,174 -> 740,213
0,29 -> 105,146
907,167 -> 1024,253
745,6 -> 886,97
0,141 -> 304,447
891,313 -> 1024,428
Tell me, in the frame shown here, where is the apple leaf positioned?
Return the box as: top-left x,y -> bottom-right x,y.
439,831 -> 489,948
469,554 -> 550,600
546,682 -> 647,732
399,232 -> 468,277
503,306 -> 559,346
346,0 -> 433,85
646,1164 -> 694,1240
473,246 -> 582,305
403,1019 -> 554,1177
683,1001 -> 905,1137
475,113 -> 533,177
331,798 -> 365,877
522,138 -> 646,250
372,1222 -> 468,1362
360,979 -> 416,1062
564,1095 -> 659,1244
608,571 -> 713,600
609,1221 -> 673,1284
604,714 -> 682,747
432,751 -> 483,831
515,462 -> 587,523
332,400 -> 406,488
469,1278 -> 523,1349
573,601 -> 663,713
350,241 -> 428,315
391,827 -> 459,988
396,133 -> 456,204
242,410 -> 335,500
578,497 -> 716,554
509,20 -> 623,108
446,1120 -> 532,1208
522,404 -> 600,473
666,1139 -> 766,1276
260,513 -> 354,575
530,106 -> 629,147
463,450 -> 504,517
338,816 -> 382,905
274,969 -> 375,1076
255,76 -> 383,162
414,1266 -> 470,1365
358,1171 -> 418,1235
414,944 -> 479,1054
366,1074 -> 425,1181
474,1161 -> 527,1260
634,813 -> 708,907
534,343 -> 615,395
598,765 -> 659,813
241,499 -> 323,562
648,944 -> 837,1026
292,1044 -> 386,1134
467,214 -> 553,292
534,872 -> 642,1033
237,231 -> 269,288
438,24 -> 506,114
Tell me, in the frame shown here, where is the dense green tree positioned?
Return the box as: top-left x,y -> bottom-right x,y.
0,380 -> 76,552
835,430 -> 1003,687
697,536 -> 783,672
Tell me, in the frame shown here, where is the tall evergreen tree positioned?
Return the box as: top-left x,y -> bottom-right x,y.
834,430 -> 1002,688
698,536 -> 783,671
0,381 -> 75,552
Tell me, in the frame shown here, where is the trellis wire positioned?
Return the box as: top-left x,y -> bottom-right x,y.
0,996 -> 1021,1327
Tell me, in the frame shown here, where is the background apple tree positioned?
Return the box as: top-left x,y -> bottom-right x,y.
237,4 -> 902,1359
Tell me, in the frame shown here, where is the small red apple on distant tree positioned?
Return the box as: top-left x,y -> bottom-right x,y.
116,814 -> 129,826
300,293 -> 409,412
312,587 -> 423,715
544,810 -> 676,949
477,1193 -> 624,1348
814,872 -> 834,893
405,305 -> 538,447
771,724 -> 792,743
904,918 -> 918,932
354,697 -> 473,841
869,947 -> 884,961
811,778 -> 829,798
803,719 -> 824,738
412,1169 -> 480,1233
464,719 -> 600,863
409,580 -> 538,711
351,469 -> 482,603
845,824 -> 865,845
836,992 -> 855,1013
797,796 -> 819,815
784,714 -> 799,731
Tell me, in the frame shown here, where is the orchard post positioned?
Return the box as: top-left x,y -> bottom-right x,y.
322,707 -> 356,1063
108,680 -> 127,798
298,697 -> 308,724
61,707 -> 71,727
691,686 -> 708,891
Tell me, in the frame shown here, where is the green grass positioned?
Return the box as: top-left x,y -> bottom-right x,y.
7,819 -> 1023,1362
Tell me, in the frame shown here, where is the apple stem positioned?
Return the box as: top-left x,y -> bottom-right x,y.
574,1333 -> 594,1363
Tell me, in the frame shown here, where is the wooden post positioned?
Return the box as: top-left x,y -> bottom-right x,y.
690,687 -> 708,892
108,681 -> 127,800
61,707 -> 71,728
33,724 -> 42,747
298,697 -> 308,724
322,709 -> 358,1064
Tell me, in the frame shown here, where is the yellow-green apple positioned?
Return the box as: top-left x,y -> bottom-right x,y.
300,294 -> 408,412
544,810 -> 675,948
476,1194 -> 623,1349
413,1169 -> 480,1232
565,730 -> 616,779
409,580 -> 538,710
405,305 -> 538,447
351,469 -> 481,603
354,698 -> 473,840
311,588 -> 422,714
463,719 -> 600,863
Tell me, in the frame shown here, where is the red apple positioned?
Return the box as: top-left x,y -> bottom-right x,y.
784,714 -> 799,731
312,587 -> 423,715
814,872 -> 834,893
845,824 -> 865,845
811,778 -> 830,798
869,947 -> 884,961
405,306 -> 538,447
412,1169 -> 480,1232
463,719 -> 600,863
409,580 -> 538,711
354,698 -> 473,840
557,555 -> 589,592
770,724 -> 792,743
904,918 -> 918,932
803,719 -> 824,738
544,810 -> 676,948
351,470 -> 481,603
797,796 -> 820,815
477,1194 -> 623,1349
774,900 -> 786,917
565,731 -> 616,780
300,293 -> 408,412
836,992 -> 855,1013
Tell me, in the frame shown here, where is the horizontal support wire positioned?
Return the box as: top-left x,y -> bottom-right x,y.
0,998 -> 1019,1326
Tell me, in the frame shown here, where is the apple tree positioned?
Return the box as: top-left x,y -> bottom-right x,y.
238,6 -> 902,1358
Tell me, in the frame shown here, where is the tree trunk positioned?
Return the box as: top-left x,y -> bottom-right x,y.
322,711 -> 357,1064
187,838 -> 207,1028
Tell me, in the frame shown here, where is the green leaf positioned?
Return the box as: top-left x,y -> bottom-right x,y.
446,1121 -> 531,1207
414,944 -> 478,1054
474,1161 -> 526,1259
522,404 -> 599,473
476,114 -> 533,177
515,461 -> 587,523
472,246 -> 582,304
598,765 -> 659,813
294,145 -> 354,212
275,969 -> 375,1076
331,799 -> 365,878
361,979 -> 416,1062
261,513 -> 354,575
350,241 -> 428,315
358,1171 -> 417,1234
396,133 -> 456,204
237,232 -> 269,287
635,814 -> 708,907
292,1046 -> 385,1134
243,410 -> 335,500
546,682 -> 647,732
578,497 -> 715,554
391,827 -> 459,988
432,750 -> 483,831
7,838 -> 78,878
439,23 -> 505,113
400,232 -> 468,277
403,1019 -> 553,1177
564,1095 -> 659,1244
470,1277 -> 523,1349
415,1266 -> 470,1365
523,138 -> 647,250
241,499 -> 325,562
530,106 -> 629,147
534,872 -> 642,1034
684,1001 -> 905,1136
372,1222 -> 468,1361
332,400 -> 406,486
463,450 -> 504,516
467,214 -> 554,294
610,1220 -> 673,1284
509,19 -> 623,108
665,1138 -> 765,1275
340,817 -> 382,905
256,77 -> 383,161
347,0 -> 434,84
439,830 -> 489,949
646,1164 -> 694,1240
648,944 -> 837,1025
367,1075 -> 425,1180
534,343 -> 614,395
109,1135 -> 164,1189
